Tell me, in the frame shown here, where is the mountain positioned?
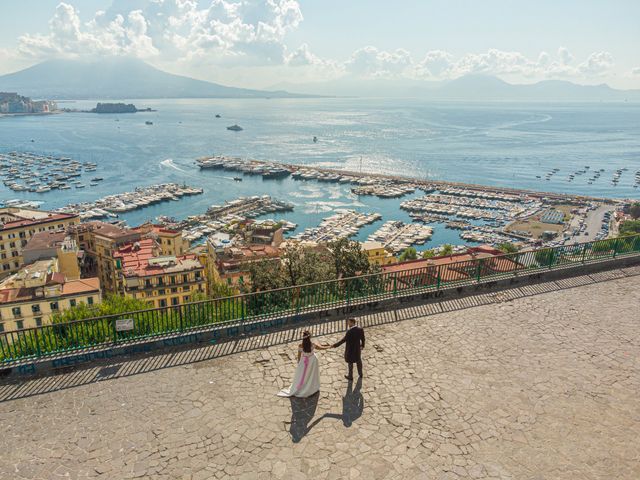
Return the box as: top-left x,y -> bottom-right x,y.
272,75 -> 640,101
0,57 -> 310,99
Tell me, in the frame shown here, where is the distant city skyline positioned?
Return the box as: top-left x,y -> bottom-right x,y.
0,0 -> 639,90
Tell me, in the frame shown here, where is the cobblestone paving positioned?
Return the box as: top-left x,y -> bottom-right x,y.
1,275 -> 639,479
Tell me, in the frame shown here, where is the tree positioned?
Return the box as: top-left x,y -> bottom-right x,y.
245,258 -> 287,293
497,242 -> 519,254
399,247 -> 417,262
280,243 -> 336,286
328,238 -> 371,278
629,202 -> 640,220
51,294 -> 151,323
619,220 -> 640,236
440,244 -> 454,256
422,249 -> 436,259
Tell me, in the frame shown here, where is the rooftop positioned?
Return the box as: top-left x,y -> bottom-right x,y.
71,221 -> 138,241
0,208 -> 76,231
115,239 -> 202,277
23,230 -> 68,251
1,272 -> 638,478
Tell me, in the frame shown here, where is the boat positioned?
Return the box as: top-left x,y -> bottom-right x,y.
227,124 -> 243,131
145,121 -> 153,125
313,136 -> 318,143
215,114 -> 221,118
233,177 -> 243,182
91,177 -> 104,182
75,184 -> 85,189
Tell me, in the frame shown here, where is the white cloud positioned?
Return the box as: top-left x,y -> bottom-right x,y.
18,0 -> 303,65
578,51 -> 614,76
344,46 -> 413,78
416,50 -> 454,78
558,46 -> 573,66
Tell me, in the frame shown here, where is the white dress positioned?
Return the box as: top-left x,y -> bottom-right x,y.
277,345 -> 321,398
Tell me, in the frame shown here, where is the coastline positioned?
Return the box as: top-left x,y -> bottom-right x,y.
0,111 -> 60,118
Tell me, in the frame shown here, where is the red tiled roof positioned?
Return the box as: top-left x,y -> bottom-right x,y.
1,212 -> 77,231
115,239 -> 201,277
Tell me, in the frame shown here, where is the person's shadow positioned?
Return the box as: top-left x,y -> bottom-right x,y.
287,378 -> 364,442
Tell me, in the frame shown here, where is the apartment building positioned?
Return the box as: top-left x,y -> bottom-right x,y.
114,239 -> 206,308
0,207 -> 79,279
0,259 -> 100,332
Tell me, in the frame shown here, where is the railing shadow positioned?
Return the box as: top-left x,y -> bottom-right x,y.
0,263 -> 638,403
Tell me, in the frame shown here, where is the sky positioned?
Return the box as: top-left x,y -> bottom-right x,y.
0,0 -> 639,89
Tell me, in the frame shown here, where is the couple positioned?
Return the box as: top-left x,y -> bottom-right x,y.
277,318 -> 365,398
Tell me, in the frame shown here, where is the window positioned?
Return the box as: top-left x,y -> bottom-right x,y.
157,278 -> 164,286
183,286 -> 190,292
50,301 -> 59,311
183,274 -> 189,283
145,280 -> 152,288
35,318 -> 42,327
159,299 -> 167,308
158,289 -> 165,295
70,299 -> 77,307
9,242 -> 15,248
171,297 -> 179,306
195,272 -> 202,279
15,320 -> 24,330
87,296 -> 94,305
12,307 -> 22,318
1,254 -> 5,259
170,276 -> 176,284
183,296 -> 190,303
171,287 -> 178,293
32,304 -> 41,314
3,264 -> 10,271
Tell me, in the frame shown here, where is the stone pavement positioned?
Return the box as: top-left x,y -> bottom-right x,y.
1,273 -> 639,480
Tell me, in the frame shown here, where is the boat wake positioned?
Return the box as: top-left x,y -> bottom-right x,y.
160,158 -> 187,172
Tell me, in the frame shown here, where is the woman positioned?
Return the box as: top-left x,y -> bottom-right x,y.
277,331 -> 329,398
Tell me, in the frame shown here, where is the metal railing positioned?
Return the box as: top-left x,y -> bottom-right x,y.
1,234 -> 639,365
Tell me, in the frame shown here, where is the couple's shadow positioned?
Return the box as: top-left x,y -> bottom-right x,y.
288,377 -> 363,443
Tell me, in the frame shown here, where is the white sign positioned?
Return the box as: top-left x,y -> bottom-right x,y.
115,318 -> 134,332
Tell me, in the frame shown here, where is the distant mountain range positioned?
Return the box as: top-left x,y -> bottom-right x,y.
0,58 -> 310,99
1,57 -> 638,102
273,75 -> 640,102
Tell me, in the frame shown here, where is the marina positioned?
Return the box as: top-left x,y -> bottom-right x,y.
55,183 -> 203,219
0,151 -> 98,193
290,210 -> 382,243
367,221 -> 433,253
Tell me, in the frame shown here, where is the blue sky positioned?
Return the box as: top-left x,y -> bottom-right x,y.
1,0 -> 638,89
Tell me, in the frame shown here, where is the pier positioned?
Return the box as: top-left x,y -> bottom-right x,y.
367,220 -> 433,253
291,209 -> 381,243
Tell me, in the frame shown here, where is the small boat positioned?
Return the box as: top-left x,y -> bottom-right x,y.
215,114 -> 221,118
75,184 -> 85,189
91,177 -> 104,182
233,177 -> 243,182
227,124 -> 243,131
145,121 -> 153,125
313,136 -> 318,143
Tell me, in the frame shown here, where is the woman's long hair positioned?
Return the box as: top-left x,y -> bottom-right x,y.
302,331 -> 312,353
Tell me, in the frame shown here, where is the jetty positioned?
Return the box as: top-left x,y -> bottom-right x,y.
367,221 -> 433,253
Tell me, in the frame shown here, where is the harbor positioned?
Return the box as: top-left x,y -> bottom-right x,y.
290,210 -> 382,243
0,151 -> 98,193
55,183 -> 203,219
367,221 -> 433,253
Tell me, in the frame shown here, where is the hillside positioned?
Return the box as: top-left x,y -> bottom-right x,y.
0,58 -> 309,99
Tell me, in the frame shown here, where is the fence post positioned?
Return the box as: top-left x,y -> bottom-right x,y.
393,274 -> 397,297
548,249 -> 554,269
612,237 -> 620,258
179,305 -> 184,332
33,328 -> 41,358
476,259 -> 483,282
345,279 -> 350,306
436,265 -> 441,290
112,316 -> 118,345
581,243 -> 588,264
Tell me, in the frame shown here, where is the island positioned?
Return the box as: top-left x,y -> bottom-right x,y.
89,102 -> 155,114
0,92 -> 57,116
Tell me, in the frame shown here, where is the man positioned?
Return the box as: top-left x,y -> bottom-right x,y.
332,317 -> 365,380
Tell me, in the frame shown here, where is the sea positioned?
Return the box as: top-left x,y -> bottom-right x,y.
1,98 -> 639,248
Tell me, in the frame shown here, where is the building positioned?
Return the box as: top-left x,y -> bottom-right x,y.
113,239 -> 206,308
540,209 -> 565,224
0,259 -> 100,332
68,221 -> 141,292
22,231 -> 82,280
361,241 -> 397,266
211,243 -> 280,287
0,208 -> 79,279
382,246 -> 522,289
241,220 -> 284,247
133,223 -> 190,257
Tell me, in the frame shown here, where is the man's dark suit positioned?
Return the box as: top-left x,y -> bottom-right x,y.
333,325 -> 365,378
